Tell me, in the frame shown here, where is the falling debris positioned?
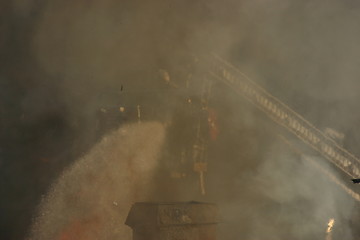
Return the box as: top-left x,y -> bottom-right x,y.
326,218 -> 335,240
327,218 -> 335,233
136,105 -> 141,123
159,69 -> 171,83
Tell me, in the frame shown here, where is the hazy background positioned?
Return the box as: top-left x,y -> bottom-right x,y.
2,0 -> 360,239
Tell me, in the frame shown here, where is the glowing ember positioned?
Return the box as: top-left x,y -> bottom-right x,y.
326,218 -> 335,233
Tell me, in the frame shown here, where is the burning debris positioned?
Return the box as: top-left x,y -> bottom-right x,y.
326,218 -> 335,240
327,218 -> 335,233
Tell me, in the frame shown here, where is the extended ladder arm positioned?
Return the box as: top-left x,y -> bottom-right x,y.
207,54 -> 360,178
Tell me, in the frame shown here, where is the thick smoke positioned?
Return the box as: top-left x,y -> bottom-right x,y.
2,0 -> 360,239
29,122 -> 165,240
251,146 -> 355,239
29,0 -> 360,132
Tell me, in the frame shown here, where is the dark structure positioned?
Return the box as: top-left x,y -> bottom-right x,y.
125,202 -> 219,240
351,179 -> 360,184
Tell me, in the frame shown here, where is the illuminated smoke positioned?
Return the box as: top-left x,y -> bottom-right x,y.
28,122 -> 165,240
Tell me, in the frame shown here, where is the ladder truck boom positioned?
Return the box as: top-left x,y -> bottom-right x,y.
206,53 -> 360,179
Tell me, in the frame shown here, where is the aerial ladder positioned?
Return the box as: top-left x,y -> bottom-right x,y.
205,54 -> 360,200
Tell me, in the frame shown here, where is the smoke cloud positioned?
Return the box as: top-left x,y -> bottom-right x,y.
2,0 -> 360,239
